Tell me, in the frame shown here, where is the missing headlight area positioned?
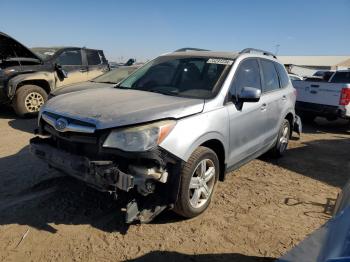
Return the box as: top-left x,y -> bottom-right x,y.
30,133 -> 181,224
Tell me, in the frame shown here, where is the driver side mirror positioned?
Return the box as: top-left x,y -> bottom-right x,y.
55,63 -> 68,79
238,86 -> 261,103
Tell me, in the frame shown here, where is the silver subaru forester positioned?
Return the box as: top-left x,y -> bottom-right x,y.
30,48 -> 300,223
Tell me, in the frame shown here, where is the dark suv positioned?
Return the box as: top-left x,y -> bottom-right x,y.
0,32 -> 109,116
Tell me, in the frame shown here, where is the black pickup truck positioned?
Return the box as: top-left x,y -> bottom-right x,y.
0,32 -> 109,116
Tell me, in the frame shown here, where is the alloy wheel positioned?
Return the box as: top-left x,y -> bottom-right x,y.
188,159 -> 216,209
279,124 -> 290,153
24,92 -> 45,112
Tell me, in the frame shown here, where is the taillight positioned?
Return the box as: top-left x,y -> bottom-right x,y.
339,88 -> 350,106
293,88 -> 297,97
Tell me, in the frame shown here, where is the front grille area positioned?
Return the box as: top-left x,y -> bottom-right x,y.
44,111 -> 96,128
40,116 -> 107,159
44,124 -> 99,144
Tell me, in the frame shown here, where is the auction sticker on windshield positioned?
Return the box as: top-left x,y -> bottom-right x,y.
207,58 -> 234,65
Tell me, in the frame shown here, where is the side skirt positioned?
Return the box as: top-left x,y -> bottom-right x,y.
223,140 -> 276,179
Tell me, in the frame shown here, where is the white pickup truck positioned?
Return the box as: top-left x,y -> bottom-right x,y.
293,70 -> 350,122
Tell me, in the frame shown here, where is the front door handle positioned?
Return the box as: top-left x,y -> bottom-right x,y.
79,68 -> 88,73
260,103 -> 267,111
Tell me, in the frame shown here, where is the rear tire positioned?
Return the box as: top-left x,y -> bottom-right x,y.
174,146 -> 219,218
270,119 -> 291,158
13,85 -> 47,117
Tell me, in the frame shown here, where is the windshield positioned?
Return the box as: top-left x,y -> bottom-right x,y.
31,47 -> 61,60
117,56 -> 232,99
92,67 -> 138,84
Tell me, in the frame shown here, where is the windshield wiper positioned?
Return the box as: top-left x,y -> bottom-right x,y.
114,85 -> 129,89
147,89 -> 179,96
113,86 -> 179,96
96,81 -> 118,84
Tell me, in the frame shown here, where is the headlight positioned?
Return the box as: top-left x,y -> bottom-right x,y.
103,120 -> 176,152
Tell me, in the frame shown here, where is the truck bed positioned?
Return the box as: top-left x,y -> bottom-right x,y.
293,80 -> 347,106
293,80 -> 350,119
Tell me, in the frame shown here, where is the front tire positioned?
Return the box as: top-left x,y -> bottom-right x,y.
13,85 -> 47,117
174,146 -> 219,218
271,119 -> 291,157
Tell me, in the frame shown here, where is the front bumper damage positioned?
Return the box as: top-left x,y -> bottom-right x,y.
30,136 -> 181,223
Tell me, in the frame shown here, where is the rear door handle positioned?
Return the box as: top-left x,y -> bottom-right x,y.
79,68 -> 88,72
260,103 -> 267,111
282,95 -> 287,101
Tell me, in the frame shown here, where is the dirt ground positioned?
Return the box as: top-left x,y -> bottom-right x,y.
0,106 -> 349,262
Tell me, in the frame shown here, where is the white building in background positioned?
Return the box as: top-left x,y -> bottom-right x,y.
277,55 -> 350,76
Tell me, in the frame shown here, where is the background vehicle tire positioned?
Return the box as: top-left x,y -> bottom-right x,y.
13,85 -> 48,117
270,119 -> 291,158
174,146 -> 219,218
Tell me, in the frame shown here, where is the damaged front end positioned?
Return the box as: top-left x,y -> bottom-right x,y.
30,112 -> 182,223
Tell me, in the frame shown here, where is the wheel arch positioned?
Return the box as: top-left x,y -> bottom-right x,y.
200,139 -> 226,182
17,79 -> 51,94
284,112 -> 294,138
7,73 -> 55,99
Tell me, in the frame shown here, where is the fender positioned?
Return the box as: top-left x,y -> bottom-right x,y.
282,108 -> 295,128
7,72 -> 55,99
182,132 -> 227,162
159,108 -> 229,163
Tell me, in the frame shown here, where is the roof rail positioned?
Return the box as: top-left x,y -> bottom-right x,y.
239,48 -> 277,59
174,47 -> 210,52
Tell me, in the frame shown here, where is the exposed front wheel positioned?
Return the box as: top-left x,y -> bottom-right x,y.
271,119 -> 291,157
13,85 -> 48,117
174,146 -> 219,218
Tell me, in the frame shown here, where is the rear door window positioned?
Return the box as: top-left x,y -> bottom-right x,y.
260,60 -> 280,92
86,50 -> 102,65
275,62 -> 290,88
229,58 -> 261,98
330,72 -> 350,83
57,50 -> 82,65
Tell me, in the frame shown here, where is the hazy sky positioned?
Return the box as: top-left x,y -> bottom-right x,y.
1,0 -> 349,62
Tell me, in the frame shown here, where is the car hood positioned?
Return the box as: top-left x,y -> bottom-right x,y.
51,81 -> 114,97
43,88 -> 204,130
0,32 -> 42,62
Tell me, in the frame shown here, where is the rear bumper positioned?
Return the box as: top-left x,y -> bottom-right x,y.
30,137 -> 134,192
296,101 -> 348,119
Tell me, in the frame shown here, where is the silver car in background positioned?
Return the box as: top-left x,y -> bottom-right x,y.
30,48 -> 299,223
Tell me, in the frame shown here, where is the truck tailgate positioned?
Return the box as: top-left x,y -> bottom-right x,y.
293,81 -> 346,106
